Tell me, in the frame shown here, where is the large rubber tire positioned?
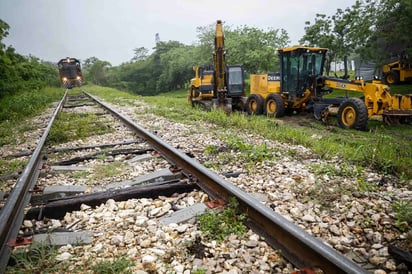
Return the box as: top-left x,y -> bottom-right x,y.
246,94 -> 264,115
265,93 -> 285,117
337,98 -> 368,130
383,71 -> 400,85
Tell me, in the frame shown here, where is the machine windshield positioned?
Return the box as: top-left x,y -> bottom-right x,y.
227,66 -> 244,96
228,67 -> 243,85
281,49 -> 325,95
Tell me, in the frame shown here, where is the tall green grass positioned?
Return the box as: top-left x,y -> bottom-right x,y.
0,87 -> 64,122
0,87 -> 64,147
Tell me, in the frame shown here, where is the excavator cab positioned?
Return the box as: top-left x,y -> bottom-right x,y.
226,65 -> 245,97
279,47 -> 327,100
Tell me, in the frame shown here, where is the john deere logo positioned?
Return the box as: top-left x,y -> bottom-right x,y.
268,74 -> 281,81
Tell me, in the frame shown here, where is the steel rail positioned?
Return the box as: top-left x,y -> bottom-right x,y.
0,90 -> 68,274
85,92 -> 367,274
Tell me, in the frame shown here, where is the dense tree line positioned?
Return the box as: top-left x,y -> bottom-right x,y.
0,19 -> 60,99
83,23 -> 289,95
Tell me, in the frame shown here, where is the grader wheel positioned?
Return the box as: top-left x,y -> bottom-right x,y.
265,93 -> 285,117
246,94 -> 264,115
337,98 -> 368,130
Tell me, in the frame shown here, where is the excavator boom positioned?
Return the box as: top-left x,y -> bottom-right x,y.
214,20 -> 226,92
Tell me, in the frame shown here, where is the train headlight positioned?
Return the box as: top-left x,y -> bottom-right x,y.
76,76 -> 81,80
62,77 -> 67,81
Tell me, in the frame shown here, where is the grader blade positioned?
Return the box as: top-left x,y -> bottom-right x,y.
383,110 -> 412,125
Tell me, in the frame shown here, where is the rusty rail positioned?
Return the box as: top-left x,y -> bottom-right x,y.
0,90 -> 68,274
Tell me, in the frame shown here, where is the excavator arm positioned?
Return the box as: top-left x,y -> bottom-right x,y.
214,20 -> 226,92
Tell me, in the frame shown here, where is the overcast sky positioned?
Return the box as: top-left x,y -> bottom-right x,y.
1,0 -> 356,66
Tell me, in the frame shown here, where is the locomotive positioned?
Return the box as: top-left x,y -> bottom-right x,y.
57,57 -> 83,89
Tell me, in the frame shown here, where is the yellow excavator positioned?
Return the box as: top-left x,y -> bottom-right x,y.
188,20 -> 247,111
246,46 -> 412,130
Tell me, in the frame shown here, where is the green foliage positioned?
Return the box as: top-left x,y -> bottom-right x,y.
91,162 -> 127,181
47,112 -> 114,145
84,21 -> 289,95
309,163 -> 363,178
192,269 -> 207,274
7,244 -> 62,274
0,87 -> 63,147
0,121 -> 17,146
198,197 -> 247,242
0,158 -> 26,178
85,59 -> 112,85
224,135 -> 272,163
91,257 -> 134,274
392,200 -> 412,232
300,0 -> 412,68
225,25 -> 289,73
204,144 -> 220,155
357,179 -> 378,193
0,87 -> 62,121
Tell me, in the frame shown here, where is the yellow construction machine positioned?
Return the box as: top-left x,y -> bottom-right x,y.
382,51 -> 412,84
246,46 -> 412,130
188,20 -> 247,111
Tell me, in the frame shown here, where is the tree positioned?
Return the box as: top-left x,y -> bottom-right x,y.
83,57 -> 100,70
0,19 -> 10,51
87,60 -> 111,85
132,47 -> 149,62
226,26 -> 289,73
365,0 -> 412,61
300,0 -> 412,71
300,11 -> 352,75
195,21 -> 290,73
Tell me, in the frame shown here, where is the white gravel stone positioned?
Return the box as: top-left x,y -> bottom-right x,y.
55,252 -> 72,261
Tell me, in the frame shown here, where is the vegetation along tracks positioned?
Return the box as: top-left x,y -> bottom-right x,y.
0,88 -> 410,273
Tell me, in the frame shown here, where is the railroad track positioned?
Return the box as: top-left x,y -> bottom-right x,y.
0,89 -> 387,273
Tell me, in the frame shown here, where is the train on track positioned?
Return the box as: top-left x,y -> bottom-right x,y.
57,57 -> 83,89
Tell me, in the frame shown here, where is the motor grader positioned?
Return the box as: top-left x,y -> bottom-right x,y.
188,20 -> 247,112
246,46 -> 412,130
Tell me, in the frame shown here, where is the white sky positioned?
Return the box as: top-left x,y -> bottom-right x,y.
0,0 -> 356,66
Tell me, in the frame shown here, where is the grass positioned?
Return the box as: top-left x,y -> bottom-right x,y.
85,85 -> 412,180
0,87 -> 64,147
8,243 -> 135,274
392,200 -> 412,232
92,162 -> 127,181
0,158 -> 27,179
197,197 -> 247,242
91,257 -> 134,274
0,87 -> 64,122
0,87 -> 64,176
47,112 -> 114,145
7,244 -> 63,274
